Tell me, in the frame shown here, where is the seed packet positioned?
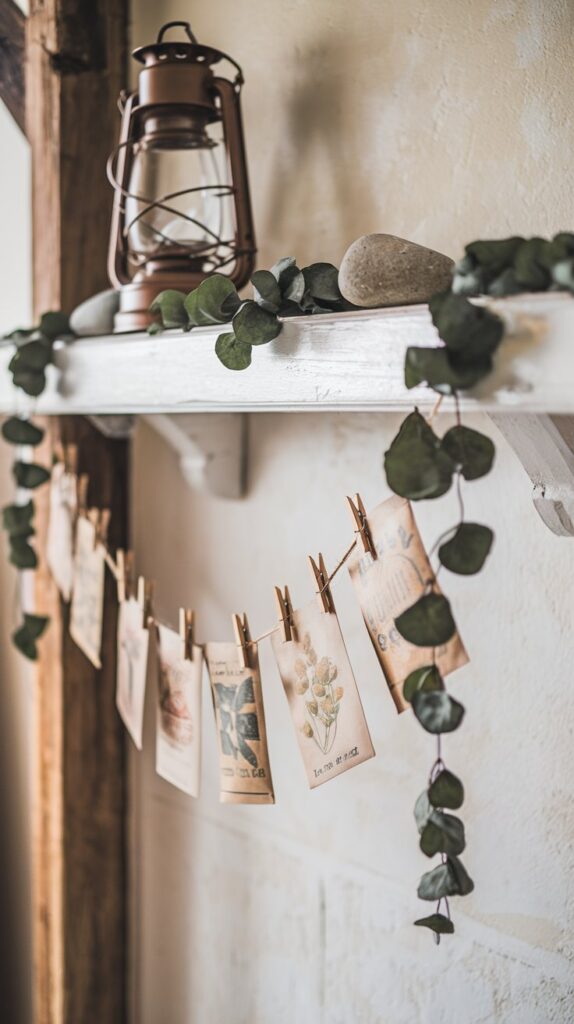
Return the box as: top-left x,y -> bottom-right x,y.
205,641 -> 274,805
116,596 -> 150,749
156,623 -> 202,796
46,461 -> 77,602
271,600 -> 374,788
69,514 -> 106,668
347,495 -> 468,713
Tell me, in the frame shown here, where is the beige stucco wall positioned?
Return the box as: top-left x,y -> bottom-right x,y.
129,2 -> 574,1022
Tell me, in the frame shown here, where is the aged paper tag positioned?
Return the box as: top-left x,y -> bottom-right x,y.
347,495 -> 468,713
271,601 -> 374,788
69,515 -> 106,668
156,623 -> 202,796
205,642 -> 274,804
46,461 -> 77,602
116,597 -> 150,749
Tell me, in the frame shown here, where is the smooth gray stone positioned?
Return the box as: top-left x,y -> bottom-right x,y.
69,289 -> 120,337
339,234 -> 454,308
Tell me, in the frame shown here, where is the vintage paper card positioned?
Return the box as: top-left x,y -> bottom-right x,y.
116,597 -> 150,750
156,623 -> 202,796
46,461 -> 77,601
347,495 -> 468,714
205,641 -> 274,804
271,601 -> 374,788
69,514 -> 105,668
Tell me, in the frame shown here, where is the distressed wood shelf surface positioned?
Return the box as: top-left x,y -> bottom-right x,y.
1,292 -> 574,415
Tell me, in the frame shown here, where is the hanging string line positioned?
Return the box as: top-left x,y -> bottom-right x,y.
81,510 -> 362,650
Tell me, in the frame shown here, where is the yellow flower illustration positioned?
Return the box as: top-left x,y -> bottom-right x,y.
313,683 -> 325,697
295,680 -> 309,695
301,721 -> 314,738
335,686 -> 344,702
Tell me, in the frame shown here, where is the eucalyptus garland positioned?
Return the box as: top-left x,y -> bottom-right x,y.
152,231 -> 574,940
1,311 -> 70,658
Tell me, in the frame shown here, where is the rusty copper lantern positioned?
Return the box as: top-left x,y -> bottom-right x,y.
107,21 -> 256,332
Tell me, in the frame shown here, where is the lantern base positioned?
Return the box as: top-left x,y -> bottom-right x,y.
113,278 -> 200,333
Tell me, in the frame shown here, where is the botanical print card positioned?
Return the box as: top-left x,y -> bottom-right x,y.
205,641 -> 274,805
271,601 -> 374,788
46,461 -> 77,601
156,623 -> 202,797
69,514 -> 106,668
116,597 -> 150,750
347,495 -> 468,714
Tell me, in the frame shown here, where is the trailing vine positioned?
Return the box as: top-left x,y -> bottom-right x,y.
152,231 -> 574,939
1,311 -> 71,658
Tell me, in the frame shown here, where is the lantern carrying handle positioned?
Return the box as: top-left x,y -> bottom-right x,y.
157,21 -> 199,46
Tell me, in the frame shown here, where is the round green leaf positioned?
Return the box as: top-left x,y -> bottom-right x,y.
414,790 -> 432,833
215,332 -> 252,371
24,612 -> 49,639
251,270 -> 282,312
428,769 -> 464,810
465,237 -> 524,273
233,301 -> 281,346
185,275 -> 240,326
149,289 -> 189,328
13,461 -> 51,490
405,347 -> 493,393
414,913 -> 454,935
403,665 -> 443,703
11,369 -> 46,397
420,811 -> 465,857
2,501 -> 34,536
513,237 -> 551,290
439,523 -> 494,575
384,410 -> 455,500
281,266 -> 306,304
441,425 -> 495,480
12,624 -> 38,660
417,856 -> 474,901
2,417 -> 45,446
39,311 -> 70,340
552,259 -> 574,291
9,538 -> 38,569
270,256 -> 297,283
429,292 -> 504,361
395,593 -> 456,647
302,263 -> 342,303
412,690 -> 465,734
10,338 -> 52,372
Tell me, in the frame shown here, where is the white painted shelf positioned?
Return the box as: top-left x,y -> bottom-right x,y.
0,292 -> 573,415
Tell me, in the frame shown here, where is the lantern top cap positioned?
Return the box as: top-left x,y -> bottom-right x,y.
132,20 -> 243,84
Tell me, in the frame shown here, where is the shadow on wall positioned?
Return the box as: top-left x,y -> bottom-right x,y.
260,32 -> 387,262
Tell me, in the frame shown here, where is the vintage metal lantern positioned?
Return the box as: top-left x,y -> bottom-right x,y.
107,21 -> 256,331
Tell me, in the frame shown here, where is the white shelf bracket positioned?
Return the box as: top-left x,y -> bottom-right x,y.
491,413 -> 574,537
143,413 -> 248,499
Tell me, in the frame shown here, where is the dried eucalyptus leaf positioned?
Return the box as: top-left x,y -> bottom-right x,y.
403,665 -> 443,703
428,769 -> 464,810
513,237 -> 551,291
417,856 -> 474,900
185,275 -> 239,326
384,410 -> 455,500
395,593 -> 456,647
9,537 -> 38,569
23,612 -> 49,639
420,811 -> 465,857
2,501 -> 34,536
12,461 -> 50,490
414,790 -> 433,833
411,690 -> 465,734
10,339 -> 52,372
12,624 -> 38,660
414,913 -> 454,935
405,346 -> 493,393
233,301 -> 281,346
39,311 -> 70,340
149,289 -> 189,328
439,523 -> 494,575
281,266 -> 306,304
1,417 -> 45,446
441,425 -> 495,480
302,263 -> 342,303
552,259 -> 574,292
215,332 -> 252,371
11,370 -> 47,397
465,237 -> 524,273
270,256 -> 297,283
251,270 -> 282,312
429,293 -> 504,362
487,268 -> 523,296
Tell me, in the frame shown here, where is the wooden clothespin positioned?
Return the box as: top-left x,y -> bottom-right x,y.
137,575 -> 154,630
274,585 -> 295,642
94,509 -> 111,549
308,553 -> 335,614
347,493 -> 376,558
116,549 -> 134,603
232,612 -> 251,670
179,608 -> 195,661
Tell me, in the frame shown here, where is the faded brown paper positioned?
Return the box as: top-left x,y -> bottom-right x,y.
69,515 -> 105,668
116,597 -> 150,749
156,623 -> 202,797
205,641 -> 274,804
46,461 -> 77,601
271,601 -> 374,788
348,495 -> 468,713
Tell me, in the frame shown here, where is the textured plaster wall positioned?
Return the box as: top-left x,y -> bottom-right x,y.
130,2 -> 574,1022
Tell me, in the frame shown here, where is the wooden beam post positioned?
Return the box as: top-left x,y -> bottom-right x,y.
0,0 -> 26,133
25,2 -> 129,1021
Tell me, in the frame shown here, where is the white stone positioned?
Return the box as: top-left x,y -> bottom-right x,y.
69,288 -> 119,337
